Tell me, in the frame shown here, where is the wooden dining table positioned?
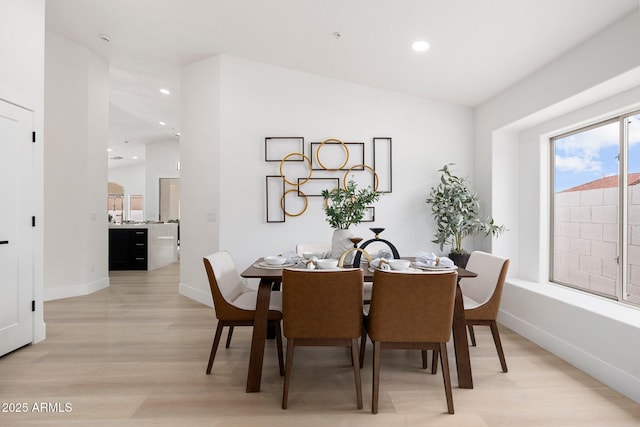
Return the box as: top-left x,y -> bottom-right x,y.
240,258 -> 477,393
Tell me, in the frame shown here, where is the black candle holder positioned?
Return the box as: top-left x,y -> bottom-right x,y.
352,227 -> 400,268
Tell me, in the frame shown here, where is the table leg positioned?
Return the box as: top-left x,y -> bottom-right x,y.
246,278 -> 272,393
452,283 -> 473,389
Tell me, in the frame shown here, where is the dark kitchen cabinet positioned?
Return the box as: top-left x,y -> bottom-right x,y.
109,228 -> 148,270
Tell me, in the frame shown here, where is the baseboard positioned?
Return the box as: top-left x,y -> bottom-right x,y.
43,277 -> 110,301
499,306 -> 640,404
33,319 -> 46,344
179,282 -> 213,307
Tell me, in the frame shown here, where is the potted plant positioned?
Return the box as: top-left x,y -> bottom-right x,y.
322,179 -> 381,260
425,164 -> 505,267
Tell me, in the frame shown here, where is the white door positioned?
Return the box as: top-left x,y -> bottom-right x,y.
0,99 -> 33,356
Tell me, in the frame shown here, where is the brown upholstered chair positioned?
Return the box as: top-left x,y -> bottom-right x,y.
367,269 -> 458,414
281,268 -> 364,410
459,250 -> 510,372
203,251 -> 284,376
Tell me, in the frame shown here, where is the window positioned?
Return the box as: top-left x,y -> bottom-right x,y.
129,195 -> 144,222
108,194 -> 124,223
551,110 -> 640,305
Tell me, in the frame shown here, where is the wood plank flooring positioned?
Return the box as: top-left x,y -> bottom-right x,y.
1,262 -> 639,426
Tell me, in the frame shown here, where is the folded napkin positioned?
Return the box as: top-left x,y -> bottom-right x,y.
415,251 -> 455,268
282,251 -> 303,264
375,249 -> 394,260
370,257 -> 391,270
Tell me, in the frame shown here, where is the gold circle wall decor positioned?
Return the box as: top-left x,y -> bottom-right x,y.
280,189 -> 309,217
279,152 -> 312,186
316,138 -> 350,171
343,164 -> 379,191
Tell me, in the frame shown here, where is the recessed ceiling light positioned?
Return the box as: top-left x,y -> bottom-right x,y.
411,40 -> 430,52
107,148 -> 113,152
159,121 -> 166,126
132,156 -> 139,160
159,88 -> 170,95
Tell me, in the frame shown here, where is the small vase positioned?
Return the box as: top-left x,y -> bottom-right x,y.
331,228 -> 354,263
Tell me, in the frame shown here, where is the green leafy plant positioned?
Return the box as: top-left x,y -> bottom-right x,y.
426,164 -> 506,254
321,179 -> 381,229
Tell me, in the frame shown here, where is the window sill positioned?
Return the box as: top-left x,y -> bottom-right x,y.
505,277 -> 640,328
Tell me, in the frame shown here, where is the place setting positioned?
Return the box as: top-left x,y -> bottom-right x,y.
411,251 -> 457,271
255,251 -> 344,270
254,254 -> 298,269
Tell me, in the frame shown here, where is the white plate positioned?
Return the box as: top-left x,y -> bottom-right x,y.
412,263 -> 457,271
290,266 -> 346,271
369,266 -> 425,273
256,261 -> 296,269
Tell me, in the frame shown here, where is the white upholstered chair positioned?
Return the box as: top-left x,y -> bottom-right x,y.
458,250 -> 510,372
203,251 -> 284,375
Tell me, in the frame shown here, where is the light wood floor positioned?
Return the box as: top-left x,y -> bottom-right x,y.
1,262 -> 639,426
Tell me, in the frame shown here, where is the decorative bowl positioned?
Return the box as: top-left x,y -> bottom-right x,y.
264,255 -> 287,265
387,259 -> 411,271
316,259 -> 339,269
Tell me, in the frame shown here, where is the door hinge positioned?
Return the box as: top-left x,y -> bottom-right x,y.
32,301 -> 35,312
32,216 -> 36,227
32,131 -> 36,143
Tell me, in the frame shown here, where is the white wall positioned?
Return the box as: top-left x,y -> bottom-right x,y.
109,164 -> 146,196
475,9 -> 640,403
44,32 -> 109,301
180,54 -> 473,305
145,139 -> 180,221
179,56 -> 222,304
0,0 -> 45,341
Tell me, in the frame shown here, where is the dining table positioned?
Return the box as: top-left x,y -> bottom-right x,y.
240,257 -> 477,393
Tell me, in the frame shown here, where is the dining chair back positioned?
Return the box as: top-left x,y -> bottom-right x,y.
205,251 -> 253,319
367,269 -> 458,414
281,268 -> 364,410
459,250 -> 510,372
203,251 -> 284,375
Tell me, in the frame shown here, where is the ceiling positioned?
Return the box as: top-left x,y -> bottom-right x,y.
44,0 -> 639,168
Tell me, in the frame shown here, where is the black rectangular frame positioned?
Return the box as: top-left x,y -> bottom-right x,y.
373,137 -> 392,193
265,175 -> 286,223
265,137 -> 304,162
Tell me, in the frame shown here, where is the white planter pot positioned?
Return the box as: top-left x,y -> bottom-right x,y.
331,228 -> 354,264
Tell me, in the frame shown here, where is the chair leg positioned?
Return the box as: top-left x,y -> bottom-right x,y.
282,338 -> 295,409
351,338 -> 363,409
431,349 -> 438,374
421,350 -> 429,369
468,324 -> 476,347
225,326 -> 234,348
359,329 -> 367,368
206,322 -> 225,374
489,320 -> 508,372
372,341 -> 381,414
439,342 -> 455,414
274,321 -> 285,376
